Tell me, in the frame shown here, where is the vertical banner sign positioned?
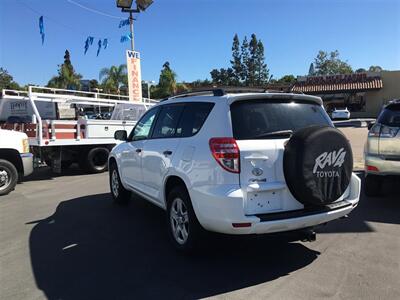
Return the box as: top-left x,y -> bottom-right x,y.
126,50 -> 142,102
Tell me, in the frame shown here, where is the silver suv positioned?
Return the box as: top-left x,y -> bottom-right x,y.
365,100 -> 400,196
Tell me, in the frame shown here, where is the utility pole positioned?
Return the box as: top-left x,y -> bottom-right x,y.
117,0 -> 153,51
129,11 -> 134,51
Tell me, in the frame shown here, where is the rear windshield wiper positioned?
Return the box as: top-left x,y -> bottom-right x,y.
250,130 -> 293,139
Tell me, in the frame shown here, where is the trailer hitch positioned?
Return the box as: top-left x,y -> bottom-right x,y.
301,228 -> 316,242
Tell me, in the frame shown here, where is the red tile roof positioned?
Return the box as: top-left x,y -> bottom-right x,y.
292,73 -> 383,93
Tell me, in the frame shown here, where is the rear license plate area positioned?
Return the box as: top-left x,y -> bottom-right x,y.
246,191 -> 282,215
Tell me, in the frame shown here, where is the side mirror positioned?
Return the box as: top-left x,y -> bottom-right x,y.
114,130 -> 128,141
367,121 -> 375,130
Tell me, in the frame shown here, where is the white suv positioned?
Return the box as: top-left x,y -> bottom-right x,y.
109,89 -> 361,251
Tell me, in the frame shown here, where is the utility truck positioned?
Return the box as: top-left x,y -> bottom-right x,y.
0,129 -> 33,195
0,86 -> 154,173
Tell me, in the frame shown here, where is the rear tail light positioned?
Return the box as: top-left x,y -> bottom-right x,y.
209,137 -> 240,173
369,123 -> 399,138
366,165 -> 379,172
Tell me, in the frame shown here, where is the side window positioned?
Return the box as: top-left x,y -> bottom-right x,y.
129,107 -> 158,141
176,102 -> 214,137
151,105 -> 184,139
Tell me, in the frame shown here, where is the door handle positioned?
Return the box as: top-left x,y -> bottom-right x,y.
136,148 -> 142,153
163,150 -> 173,156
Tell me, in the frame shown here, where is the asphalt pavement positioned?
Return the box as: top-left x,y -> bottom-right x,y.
0,130 -> 399,300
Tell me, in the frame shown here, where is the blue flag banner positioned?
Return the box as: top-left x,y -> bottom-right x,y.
84,37 -> 90,54
39,16 -> 45,45
119,19 -> 130,28
120,33 -> 133,43
103,38 -> 108,49
88,36 -> 94,45
97,39 -> 102,56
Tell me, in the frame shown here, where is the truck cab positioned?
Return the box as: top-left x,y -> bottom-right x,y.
0,129 -> 33,196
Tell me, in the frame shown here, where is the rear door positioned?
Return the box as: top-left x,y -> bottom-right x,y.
230,99 -> 333,215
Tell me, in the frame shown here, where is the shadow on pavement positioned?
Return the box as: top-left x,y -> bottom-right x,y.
24,165 -> 95,182
29,193 -> 319,300
317,172 -> 400,234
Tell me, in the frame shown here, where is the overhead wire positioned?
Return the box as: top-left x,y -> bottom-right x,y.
16,0 -> 126,40
66,0 -> 125,20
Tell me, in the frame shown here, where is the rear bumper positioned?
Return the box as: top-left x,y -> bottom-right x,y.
20,153 -> 34,177
190,173 -> 361,235
365,154 -> 400,176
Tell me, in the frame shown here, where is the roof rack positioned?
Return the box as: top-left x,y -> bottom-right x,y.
163,87 -> 270,101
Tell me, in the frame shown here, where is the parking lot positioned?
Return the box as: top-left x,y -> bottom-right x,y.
0,128 -> 399,300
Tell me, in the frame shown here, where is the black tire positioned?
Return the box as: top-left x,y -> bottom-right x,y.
166,186 -> 204,253
365,174 -> 382,197
0,159 -> 18,196
109,161 -> 130,204
84,147 -> 110,174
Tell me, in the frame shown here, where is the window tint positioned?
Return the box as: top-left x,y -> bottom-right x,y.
152,105 -> 184,139
378,104 -> 400,127
176,102 -> 214,137
130,107 -> 158,141
231,100 -> 332,140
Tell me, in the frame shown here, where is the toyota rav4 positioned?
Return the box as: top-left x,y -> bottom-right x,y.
109,89 -> 361,251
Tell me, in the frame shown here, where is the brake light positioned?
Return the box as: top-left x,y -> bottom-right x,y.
209,137 -> 240,173
366,165 -> 379,172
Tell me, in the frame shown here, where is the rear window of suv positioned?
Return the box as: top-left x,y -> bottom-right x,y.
378,104 -> 400,127
231,99 -> 332,140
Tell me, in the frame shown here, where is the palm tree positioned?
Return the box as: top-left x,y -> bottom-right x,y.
158,62 -> 177,96
99,64 -> 127,94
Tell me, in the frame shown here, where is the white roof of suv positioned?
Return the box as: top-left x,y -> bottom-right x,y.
160,89 -> 323,106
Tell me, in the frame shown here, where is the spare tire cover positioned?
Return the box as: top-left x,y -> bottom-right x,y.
283,125 -> 353,206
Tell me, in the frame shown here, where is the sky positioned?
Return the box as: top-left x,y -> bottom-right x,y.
0,0 -> 399,86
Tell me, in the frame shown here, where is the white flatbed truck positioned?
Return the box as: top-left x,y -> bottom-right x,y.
0,86 -> 155,174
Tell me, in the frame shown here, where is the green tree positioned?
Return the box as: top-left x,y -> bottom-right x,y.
313,50 -> 353,75
0,68 -> 20,92
246,34 -> 259,86
158,62 -> 177,96
150,62 -> 179,99
255,40 -> 269,85
277,75 -> 296,84
89,79 -> 99,91
308,63 -> 315,76
368,65 -> 383,72
99,64 -> 127,94
240,36 -> 250,84
356,68 -> 367,73
230,34 -> 242,85
47,50 -> 82,90
210,68 -> 235,86
190,79 -> 212,88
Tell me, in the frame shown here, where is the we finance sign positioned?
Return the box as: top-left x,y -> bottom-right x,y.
126,50 -> 142,102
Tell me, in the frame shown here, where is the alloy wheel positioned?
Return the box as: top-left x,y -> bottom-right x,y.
0,169 -> 10,192
170,197 -> 189,245
111,169 -> 119,198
